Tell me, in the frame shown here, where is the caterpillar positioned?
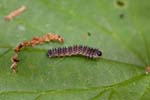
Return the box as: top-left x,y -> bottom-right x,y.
47,45 -> 102,58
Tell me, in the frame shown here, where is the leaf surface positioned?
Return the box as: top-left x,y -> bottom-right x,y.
0,0 -> 150,100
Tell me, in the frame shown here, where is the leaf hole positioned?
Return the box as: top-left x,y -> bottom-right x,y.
116,0 -> 125,7
119,13 -> 124,19
87,32 -> 91,37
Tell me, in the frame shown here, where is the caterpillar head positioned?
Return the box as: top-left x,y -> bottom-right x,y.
93,49 -> 102,58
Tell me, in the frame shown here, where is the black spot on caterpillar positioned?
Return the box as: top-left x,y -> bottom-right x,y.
47,45 -> 102,58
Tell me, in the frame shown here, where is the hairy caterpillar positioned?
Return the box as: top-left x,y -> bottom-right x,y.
47,45 -> 102,58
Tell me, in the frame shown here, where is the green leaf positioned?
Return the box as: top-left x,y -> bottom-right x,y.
0,0 -> 150,100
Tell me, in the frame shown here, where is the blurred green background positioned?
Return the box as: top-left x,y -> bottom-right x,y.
0,0 -> 150,100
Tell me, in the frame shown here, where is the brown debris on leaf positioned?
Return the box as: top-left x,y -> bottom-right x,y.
146,66 -> 150,75
5,6 -> 26,21
11,33 -> 64,73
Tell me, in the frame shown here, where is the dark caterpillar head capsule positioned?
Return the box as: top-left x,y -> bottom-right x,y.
95,49 -> 102,58
90,49 -> 102,58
